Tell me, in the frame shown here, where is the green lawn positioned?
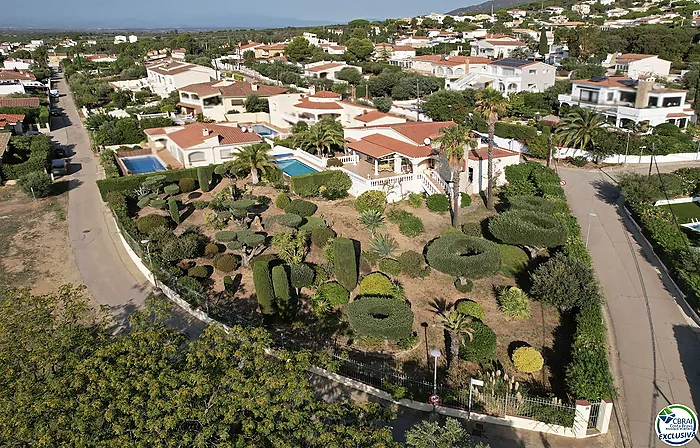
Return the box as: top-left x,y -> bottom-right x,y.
661,201 -> 700,224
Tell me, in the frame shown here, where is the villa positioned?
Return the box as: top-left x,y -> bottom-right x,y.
303,61 -> 362,81
145,60 -> 217,96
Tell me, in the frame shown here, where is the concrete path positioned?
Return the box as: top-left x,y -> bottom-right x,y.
50,75 -> 204,337
560,165 -> 700,448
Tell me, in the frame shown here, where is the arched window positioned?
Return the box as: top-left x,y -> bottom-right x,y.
436,66 -> 444,75
446,67 -> 453,75
188,152 -> 206,163
498,83 -> 506,92
180,92 -> 190,99
455,68 -> 464,75
508,83 -> 518,92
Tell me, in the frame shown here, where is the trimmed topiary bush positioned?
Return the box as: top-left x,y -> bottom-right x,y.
347,295 -> 414,340
355,190 -> 387,213
399,216 -> 424,237
498,286 -> 531,319
459,320 -> 497,364
456,300 -> 484,320
311,227 -> 336,248
150,199 -> 166,209
454,278 -> 473,293
168,198 -> 180,224
164,184 -> 180,195
188,265 -> 209,278
397,251 -> 428,278
531,253 -> 599,311
253,260 -> 275,316
512,346 -> 544,373
426,194 -> 450,213
426,234 -> 501,279
197,166 -> 210,192
215,231 -> 237,242
179,177 -> 196,193
461,221 -> 483,238
136,214 -> 169,235
359,273 -> 394,296
316,281 -> 349,305
276,213 -> 303,228
379,258 -> 403,277
507,195 -> 564,215
489,209 -> 568,252
285,199 -> 317,217
333,237 -> 358,291
290,262 -> 315,290
213,253 -> 239,272
275,192 -> 291,209
204,243 -> 220,257
272,265 -> 297,321
460,193 -> 472,207
299,216 -> 327,231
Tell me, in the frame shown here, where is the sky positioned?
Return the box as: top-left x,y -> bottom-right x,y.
2,0 -> 473,29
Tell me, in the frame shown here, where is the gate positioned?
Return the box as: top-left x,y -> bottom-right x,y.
588,402 -> 601,429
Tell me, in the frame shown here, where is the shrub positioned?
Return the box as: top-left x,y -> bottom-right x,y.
531,253 -> 599,310
399,216 -> 424,237
326,157 -> 343,167
177,276 -> 204,302
168,198 -> 180,224
204,243 -> 220,257
214,253 -> 239,272
570,156 -> 588,167
161,233 -> 200,262
507,195 -> 564,215
333,237 -> 358,291
456,300 -> 484,320
316,281 -> 349,305
426,234 -> 501,279
164,184 -> 180,195
272,265 -> 297,321
459,320 -> 496,364
489,209 -> 568,250
299,216 -> 327,231
290,262 -> 315,289
179,177 -> 196,193
386,208 -> 412,223
355,190 -> 387,213
499,244 -> 529,278
370,233 -> 397,257
276,213 -> 303,228
361,250 -> 380,267
359,209 -> 385,234
290,171 -> 335,196
136,214 -> 169,235
197,166 -> 210,192
311,227 -> 336,248
285,199 -> 317,217
215,231 -> 237,243
188,265 -> 209,278
498,286 -> 531,319
512,346 -> 544,373
359,272 -> 394,296
460,193 -> 472,207
408,192 -> 423,208
347,296 -> 414,340
397,251 -> 427,278
253,260 -> 276,316
150,199 -> 166,209
321,170 -> 352,199
275,192 -> 291,209
454,278 -> 473,292
192,200 -> 209,210
379,258 -> 403,277
426,194 -> 450,213
18,171 -> 52,198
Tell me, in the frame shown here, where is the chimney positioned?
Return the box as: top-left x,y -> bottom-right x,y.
202,127 -> 209,136
251,82 -> 258,91
635,77 -> 655,109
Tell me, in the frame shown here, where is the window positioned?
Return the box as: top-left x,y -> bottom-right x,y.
203,96 -> 222,107
181,92 -> 190,99
579,89 -> 599,103
662,97 -> 682,107
191,94 -> 200,100
220,148 -> 233,159
619,91 -> 636,103
648,96 -> 658,107
529,69 -> 537,74
188,152 -> 206,163
607,92 -> 614,101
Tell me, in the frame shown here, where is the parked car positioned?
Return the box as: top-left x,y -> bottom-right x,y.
50,108 -> 61,117
53,147 -> 67,158
49,89 -> 59,98
51,158 -> 69,178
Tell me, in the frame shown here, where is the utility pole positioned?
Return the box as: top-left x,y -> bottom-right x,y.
547,132 -> 554,168
648,142 -> 655,177
416,80 -> 421,121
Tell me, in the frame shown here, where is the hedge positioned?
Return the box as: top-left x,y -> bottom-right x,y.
96,165 -> 218,198
290,171 -> 335,196
426,234 -> 501,279
272,265 -> 297,321
253,260 -> 276,316
507,195 -> 566,215
0,135 -> 52,180
333,237 -> 358,291
495,121 -> 537,141
359,272 -> 394,296
347,295 -> 414,340
489,209 -> 568,250
459,320 -> 496,364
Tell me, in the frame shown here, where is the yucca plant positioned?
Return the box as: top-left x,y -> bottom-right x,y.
498,286 -> 531,320
358,209 -> 385,234
370,233 -> 397,257
442,311 -> 474,367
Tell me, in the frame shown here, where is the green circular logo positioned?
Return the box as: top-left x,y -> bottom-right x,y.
656,404 -> 698,446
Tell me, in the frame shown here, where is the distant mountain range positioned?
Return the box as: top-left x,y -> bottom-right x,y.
448,0 -> 533,15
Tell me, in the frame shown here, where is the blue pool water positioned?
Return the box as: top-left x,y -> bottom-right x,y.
252,124 -> 278,136
275,159 -> 318,177
120,155 -> 166,174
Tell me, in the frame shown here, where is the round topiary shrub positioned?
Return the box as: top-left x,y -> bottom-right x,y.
136,214 -> 169,235
359,273 -> 394,296
461,221 -> 483,238
164,184 -> 180,195
512,346 -> 544,373
311,227 -> 336,248
188,265 -> 209,278
489,209 -> 568,250
459,320 -> 497,364
215,231 -> 237,243
456,300 -> 484,320
214,253 -> 239,273
399,216 -> 424,237
204,243 -> 220,257
276,213 -> 303,228
426,194 -> 450,213
275,192 -> 291,209
507,195 -> 563,215
347,295 -> 414,340
285,199 -> 317,217
379,258 -> 403,277
454,278 -> 473,293
426,234 -> 501,279
316,281 -> 350,305
498,286 -> 531,319
355,190 -> 387,213
299,216 -> 327,232
150,199 -> 166,210
460,193 -> 472,207
290,262 -> 315,289
179,177 -> 196,193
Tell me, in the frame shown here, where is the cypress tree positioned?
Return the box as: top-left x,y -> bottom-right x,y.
333,237 -> 358,291
272,265 -> 297,321
197,166 -> 210,192
168,198 -> 180,225
539,28 -> 549,56
253,261 -> 276,316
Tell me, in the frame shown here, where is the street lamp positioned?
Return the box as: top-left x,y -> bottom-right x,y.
585,213 -> 597,248
430,348 -> 441,395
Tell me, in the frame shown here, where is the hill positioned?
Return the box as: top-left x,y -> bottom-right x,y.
448,0 -> 534,15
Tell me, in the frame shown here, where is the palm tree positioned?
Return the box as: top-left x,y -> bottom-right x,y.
232,142 -> 275,184
476,88 -> 508,210
295,119 -> 345,156
434,124 -> 476,228
555,108 -> 603,158
441,311 -> 474,368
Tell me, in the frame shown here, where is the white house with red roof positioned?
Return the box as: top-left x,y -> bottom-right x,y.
303,61 -> 362,81
612,53 -> 671,80
410,55 -> 470,80
146,60 -> 217,96
0,113 -> 25,134
470,35 -> 527,59
144,122 -> 263,168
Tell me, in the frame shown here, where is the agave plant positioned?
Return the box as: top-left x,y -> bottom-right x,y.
358,209 -> 385,234
370,233 -> 397,257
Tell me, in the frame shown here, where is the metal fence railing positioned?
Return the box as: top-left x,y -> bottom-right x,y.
588,402 -> 601,429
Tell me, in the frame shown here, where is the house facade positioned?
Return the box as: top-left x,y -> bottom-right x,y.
470,36 -> 527,59
303,61 -> 362,81
178,80 -> 288,120
411,55 -> 469,80
146,60 -> 217,96
446,59 -> 555,94
613,54 -> 671,79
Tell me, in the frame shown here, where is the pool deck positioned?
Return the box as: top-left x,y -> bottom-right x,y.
157,149 -> 183,170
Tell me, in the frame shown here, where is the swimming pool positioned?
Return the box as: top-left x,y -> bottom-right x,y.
274,159 -> 318,177
120,155 -> 166,175
252,124 -> 278,136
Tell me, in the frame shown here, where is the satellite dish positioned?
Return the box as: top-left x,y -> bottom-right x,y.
241,126 -> 248,133
424,137 -> 432,146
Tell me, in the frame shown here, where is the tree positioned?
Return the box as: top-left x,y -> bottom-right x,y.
345,38 -> 375,62
509,47 -> 532,60
232,142 -> 275,184
244,94 -> 269,113
372,96 -> 393,113
405,418 -> 489,448
556,108 -> 604,159
422,89 -> 475,122
243,50 -> 256,67
285,37 -> 314,64
335,66 -> 362,85
441,311 -> 474,369
531,253 -> 600,310
434,124 -> 476,228
573,64 -> 606,79
475,88 -> 507,210
539,27 -> 549,56
293,119 -> 345,156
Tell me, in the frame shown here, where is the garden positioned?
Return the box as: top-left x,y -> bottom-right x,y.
97,155 -> 613,418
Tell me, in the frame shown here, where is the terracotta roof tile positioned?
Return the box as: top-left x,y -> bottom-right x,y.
293,98 -> 343,110
308,90 -> 342,99
484,40 -> 527,46
355,110 -> 393,123
468,146 -> 520,160
0,113 -> 25,124
179,80 -> 287,98
0,70 -> 35,81
348,134 -> 432,159
306,62 -> 345,72
0,97 -> 40,107
168,123 -> 262,149
616,53 -> 656,63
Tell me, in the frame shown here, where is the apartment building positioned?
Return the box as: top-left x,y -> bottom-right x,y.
447,59 -> 555,94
